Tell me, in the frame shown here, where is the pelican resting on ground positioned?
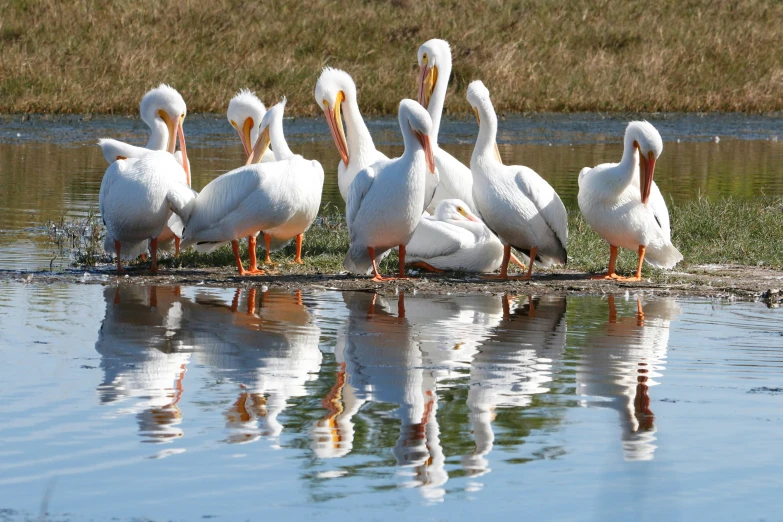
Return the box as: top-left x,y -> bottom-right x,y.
577,121 -> 683,280
467,80 -> 568,280
180,99 -> 324,275
343,99 -> 436,281
314,67 -> 390,203
99,150 -> 197,273
97,84 -> 191,255
226,89 -> 276,269
405,199 -> 504,273
417,39 -> 475,212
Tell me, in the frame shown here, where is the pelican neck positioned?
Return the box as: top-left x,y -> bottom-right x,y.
269,110 -> 294,160
342,93 -> 377,161
473,102 -> 499,162
426,58 -> 452,143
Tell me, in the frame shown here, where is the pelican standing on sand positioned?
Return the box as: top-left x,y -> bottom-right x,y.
467,81 -> 568,280
577,121 -> 682,280
99,150 -> 196,273
314,67 -> 389,203
417,39 -> 475,212
405,199 -> 504,273
226,89 -> 276,268
98,84 -> 191,255
180,100 -> 324,275
343,99 -> 436,281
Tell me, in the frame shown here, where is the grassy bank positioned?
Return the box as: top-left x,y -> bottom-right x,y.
2,1 -> 783,115
55,197 -> 783,276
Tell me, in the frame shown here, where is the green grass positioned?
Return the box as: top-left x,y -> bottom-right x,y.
62,196 -> 783,277
2,1 -> 783,115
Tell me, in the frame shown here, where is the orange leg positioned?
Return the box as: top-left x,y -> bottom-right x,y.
263,233 -> 275,265
293,234 -> 304,264
614,246 -> 646,282
510,252 -> 527,271
518,247 -> 536,281
396,244 -> 409,279
243,237 -> 265,275
591,245 -> 621,280
408,261 -> 444,273
397,292 -> 406,319
636,298 -> 645,326
149,238 -> 158,273
484,245 -> 534,280
608,294 -> 617,323
232,240 -> 263,276
246,287 -> 257,315
368,247 -> 388,282
174,237 -> 181,256
114,240 -> 124,273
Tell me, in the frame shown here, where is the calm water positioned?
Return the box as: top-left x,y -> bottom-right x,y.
1,113 -> 782,270
0,286 -> 781,520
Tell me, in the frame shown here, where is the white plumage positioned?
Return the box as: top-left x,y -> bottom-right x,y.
467,80 -> 568,279
99,151 -> 196,271
578,121 -> 682,279
226,89 -> 276,163
417,39 -> 476,212
180,100 -> 324,275
343,99 -> 436,279
314,67 -> 390,202
405,199 -> 504,273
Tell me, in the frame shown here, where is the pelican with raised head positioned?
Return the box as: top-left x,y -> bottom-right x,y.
343,99 -> 436,281
577,121 -> 682,280
467,80 -> 568,280
314,67 -> 390,203
180,99 -> 324,275
405,199 -> 505,273
417,39 -> 475,212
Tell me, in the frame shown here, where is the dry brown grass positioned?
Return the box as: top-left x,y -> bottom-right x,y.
2,0 -> 782,115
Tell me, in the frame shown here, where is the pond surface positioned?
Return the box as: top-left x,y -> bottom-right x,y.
0,285 -> 782,521
1,113 -> 782,270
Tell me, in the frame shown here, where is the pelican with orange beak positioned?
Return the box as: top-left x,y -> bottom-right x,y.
97,85 -> 192,256
578,121 -> 682,280
343,99 -> 436,281
314,68 -> 390,203
227,89 -> 276,164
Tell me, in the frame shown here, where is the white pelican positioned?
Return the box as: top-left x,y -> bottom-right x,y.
180,100 -> 324,275
98,84 -> 191,255
405,199 -> 504,273
578,121 -> 683,280
417,39 -> 475,212
226,89 -> 276,269
99,150 -> 196,272
314,67 -> 389,203
343,99 -> 436,281
467,80 -> 568,280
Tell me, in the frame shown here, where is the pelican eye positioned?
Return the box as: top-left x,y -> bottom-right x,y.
230,120 -> 238,128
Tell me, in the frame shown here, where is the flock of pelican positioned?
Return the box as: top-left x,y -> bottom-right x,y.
98,38 -> 682,280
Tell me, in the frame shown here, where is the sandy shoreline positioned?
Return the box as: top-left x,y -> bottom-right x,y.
3,265 -> 782,305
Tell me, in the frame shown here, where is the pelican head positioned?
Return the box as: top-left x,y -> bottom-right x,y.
399,99 -> 436,174
625,121 -> 663,205
140,84 -> 187,155
417,39 -> 450,111
247,98 -> 286,165
434,199 -> 480,223
467,80 -> 502,162
227,89 -> 267,158
314,67 -> 357,167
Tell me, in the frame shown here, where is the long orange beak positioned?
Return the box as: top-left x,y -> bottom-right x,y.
415,130 -> 436,174
237,117 -> 254,158
247,125 -> 271,165
159,109 -> 178,154
322,93 -> 348,166
418,57 -> 437,110
178,120 -> 190,187
640,150 -> 655,205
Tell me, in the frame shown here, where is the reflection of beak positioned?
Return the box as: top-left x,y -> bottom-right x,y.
417,57 -> 437,110
178,119 -> 190,186
323,93 -> 349,166
247,125 -> 271,165
414,129 -> 436,174
159,109 -> 178,154
639,148 -> 655,205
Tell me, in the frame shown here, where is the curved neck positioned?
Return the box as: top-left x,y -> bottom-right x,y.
617,133 -> 640,185
427,59 -> 451,143
399,117 -> 422,162
343,93 -> 378,164
146,120 -> 168,151
472,103 -> 498,164
270,111 -> 294,160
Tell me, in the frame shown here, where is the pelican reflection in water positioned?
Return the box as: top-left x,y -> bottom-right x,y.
94,286 -> 191,443
575,295 -> 681,461
187,287 -> 322,445
462,295 -> 567,479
